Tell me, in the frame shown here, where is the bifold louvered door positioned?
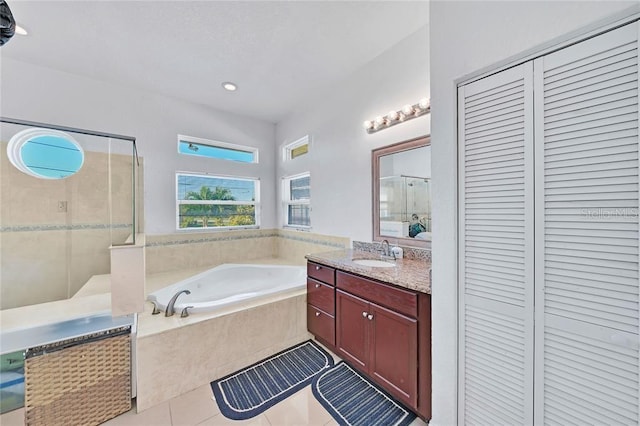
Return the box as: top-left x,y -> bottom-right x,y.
458,63 -> 535,425
533,22 -> 639,425
459,21 -> 640,425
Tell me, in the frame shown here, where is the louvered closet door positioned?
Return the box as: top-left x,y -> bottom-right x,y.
458,63 -> 535,425
534,22 -> 640,425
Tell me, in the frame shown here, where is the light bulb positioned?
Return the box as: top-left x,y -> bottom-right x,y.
419,98 -> 430,110
402,104 -> 414,115
362,120 -> 373,130
375,116 -> 385,126
387,111 -> 399,121
398,112 -> 406,121
15,24 -> 27,36
222,82 -> 237,91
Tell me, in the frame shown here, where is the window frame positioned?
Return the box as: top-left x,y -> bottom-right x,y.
177,134 -> 259,164
283,135 -> 310,161
282,172 -> 311,229
176,172 -> 261,231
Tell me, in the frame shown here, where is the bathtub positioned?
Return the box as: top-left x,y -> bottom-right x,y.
147,263 -> 306,315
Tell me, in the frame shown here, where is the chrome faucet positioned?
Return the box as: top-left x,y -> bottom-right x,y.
380,239 -> 396,260
381,239 -> 390,256
165,289 -> 191,317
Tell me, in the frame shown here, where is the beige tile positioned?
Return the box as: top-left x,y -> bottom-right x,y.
313,340 -> 342,365
409,416 -> 429,426
324,420 -> 339,426
263,387 -> 333,426
136,294 -> 309,411
197,413 -> 271,425
0,407 -> 25,426
170,384 -> 221,426
1,230 -> 69,309
102,400 -> 171,426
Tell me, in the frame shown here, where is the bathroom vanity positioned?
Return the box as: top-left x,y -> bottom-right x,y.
305,250 -> 431,421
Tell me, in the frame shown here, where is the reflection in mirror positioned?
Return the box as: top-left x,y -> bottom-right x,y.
373,136 -> 431,248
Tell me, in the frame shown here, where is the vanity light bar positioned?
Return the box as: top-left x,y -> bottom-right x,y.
363,98 -> 430,134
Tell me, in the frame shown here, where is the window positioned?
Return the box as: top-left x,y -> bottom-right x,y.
283,173 -> 310,227
283,135 -> 309,161
178,135 -> 258,163
7,128 -> 84,179
177,173 -> 260,229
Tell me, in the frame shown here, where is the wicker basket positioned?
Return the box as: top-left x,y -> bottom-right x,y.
25,328 -> 131,426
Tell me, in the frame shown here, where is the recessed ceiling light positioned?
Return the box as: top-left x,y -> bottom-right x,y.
15,24 -> 28,36
222,82 -> 237,92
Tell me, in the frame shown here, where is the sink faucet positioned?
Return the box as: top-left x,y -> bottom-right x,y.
165,289 -> 191,317
381,239 -> 390,256
380,239 -> 396,260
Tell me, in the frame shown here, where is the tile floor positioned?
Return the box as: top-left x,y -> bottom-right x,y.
0,343 -> 429,426
1,382 -> 428,426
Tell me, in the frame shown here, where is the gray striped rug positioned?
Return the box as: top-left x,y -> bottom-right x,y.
210,340 -> 333,420
312,362 -> 417,426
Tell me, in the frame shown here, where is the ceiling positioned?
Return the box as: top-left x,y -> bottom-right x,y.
2,1 -> 429,123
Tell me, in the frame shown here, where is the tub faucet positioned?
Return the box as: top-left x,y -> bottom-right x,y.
165,289 -> 191,317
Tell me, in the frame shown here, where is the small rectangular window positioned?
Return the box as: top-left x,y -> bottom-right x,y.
177,173 -> 260,230
283,173 -> 310,228
178,135 -> 258,163
283,135 -> 310,161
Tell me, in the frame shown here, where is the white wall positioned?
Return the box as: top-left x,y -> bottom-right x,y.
276,26 -> 429,240
429,2 -> 638,425
0,58 -> 277,234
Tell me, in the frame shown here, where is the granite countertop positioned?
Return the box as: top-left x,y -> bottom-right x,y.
305,249 -> 431,294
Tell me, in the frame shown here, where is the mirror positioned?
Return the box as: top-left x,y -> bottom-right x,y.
372,136 -> 431,248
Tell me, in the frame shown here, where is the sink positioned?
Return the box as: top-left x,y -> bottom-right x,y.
352,259 -> 396,268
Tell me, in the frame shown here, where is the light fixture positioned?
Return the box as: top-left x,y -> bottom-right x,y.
222,82 -> 237,91
15,24 -> 27,36
363,97 -> 431,134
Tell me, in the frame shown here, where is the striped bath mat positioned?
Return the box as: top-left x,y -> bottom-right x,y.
312,362 -> 416,426
210,340 -> 333,420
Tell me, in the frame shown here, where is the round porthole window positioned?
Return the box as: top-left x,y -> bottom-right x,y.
7,128 -> 84,179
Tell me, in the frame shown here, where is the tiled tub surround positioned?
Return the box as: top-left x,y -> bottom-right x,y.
136,258 -> 310,412
306,249 -> 431,294
145,229 -> 349,274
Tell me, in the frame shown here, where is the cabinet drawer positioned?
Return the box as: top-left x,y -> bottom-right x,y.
307,278 -> 335,315
307,262 -> 335,285
307,304 -> 335,346
336,271 -> 417,318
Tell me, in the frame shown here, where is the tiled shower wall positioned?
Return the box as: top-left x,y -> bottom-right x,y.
0,145 -> 140,309
145,229 -> 350,274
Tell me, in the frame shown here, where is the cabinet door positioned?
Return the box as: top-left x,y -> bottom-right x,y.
336,290 -> 369,369
369,302 -> 418,408
307,304 -> 335,346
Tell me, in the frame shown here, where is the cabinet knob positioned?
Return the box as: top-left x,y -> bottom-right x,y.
315,312 -> 320,317
315,266 -> 321,271
367,314 -> 374,321
315,284 -> 320,288
362,311 -> 367,318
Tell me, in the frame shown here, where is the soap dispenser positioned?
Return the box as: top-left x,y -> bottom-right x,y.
391,243 -> 403,259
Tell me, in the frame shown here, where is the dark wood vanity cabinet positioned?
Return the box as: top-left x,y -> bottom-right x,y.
306,262 -> 336,347
306,263 -> 432,421
336,276 -> 418,409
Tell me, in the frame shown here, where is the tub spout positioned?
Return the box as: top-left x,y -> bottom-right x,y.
165,289 -> 191,317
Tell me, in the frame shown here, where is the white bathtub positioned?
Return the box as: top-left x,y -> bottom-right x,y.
147,263 -> 306,315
